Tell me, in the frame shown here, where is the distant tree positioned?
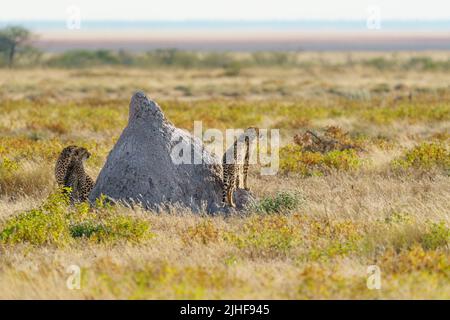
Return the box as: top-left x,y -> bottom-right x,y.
0,26 -> 33,67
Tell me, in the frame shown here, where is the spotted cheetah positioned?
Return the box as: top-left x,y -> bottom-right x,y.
55,145 -> 78,186
222,127 -> 260,207
58,146 -> 94,202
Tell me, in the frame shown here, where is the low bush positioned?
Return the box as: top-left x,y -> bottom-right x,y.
0,189 -> 153,246
253,191 -> 302,214
392,142 -> 449,170
0,188 -> 71,245
421,222 -> 450,250
280,144 -> 362,175
69,215 -> 152,244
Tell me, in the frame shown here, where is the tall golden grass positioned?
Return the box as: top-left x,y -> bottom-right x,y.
0,54 -> 448,299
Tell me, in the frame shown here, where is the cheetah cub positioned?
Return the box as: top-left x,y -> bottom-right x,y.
222,127 -> 260,207
55,146 -> 94,202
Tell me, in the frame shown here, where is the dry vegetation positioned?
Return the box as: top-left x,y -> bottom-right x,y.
0,51 -> 449,299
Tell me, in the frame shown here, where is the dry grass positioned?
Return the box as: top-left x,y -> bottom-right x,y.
0,52 -> 449,299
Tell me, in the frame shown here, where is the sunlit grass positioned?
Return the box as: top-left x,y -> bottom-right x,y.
0,62 -> 449,299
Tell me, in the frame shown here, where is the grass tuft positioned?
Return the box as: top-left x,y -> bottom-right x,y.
252,191 -> 302,214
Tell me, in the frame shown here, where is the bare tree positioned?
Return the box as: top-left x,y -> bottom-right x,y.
0,26 -> 32,67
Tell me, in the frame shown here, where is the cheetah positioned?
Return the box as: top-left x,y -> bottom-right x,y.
55,145 -> 78,186
222,127 -> 260,207
55,146 -> 94,202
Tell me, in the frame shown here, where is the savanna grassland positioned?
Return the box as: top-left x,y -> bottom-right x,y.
0,51 -> 449,299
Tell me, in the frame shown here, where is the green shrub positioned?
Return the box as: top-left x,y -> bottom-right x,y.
0,188 -> 71,246
322,150 -> 362,170
70,215 -> 152,243
403,57 -> 450,71
384,212 -> 413,224
148,49 -> 199,68
392,142 -> 450,170
70,220 -> 106,238
223,61 -> 242,77
280,144 -> 362,175
251,52 -> 296,67
202,52 -> 234,68
363,104 -> 449,124
253,191 -> 302,214
47,50 -> 121,68
0,189 -> 153,246
0,208 -> 70,246
421,222 -> 450,250
309,240 -> 359,261
94,193 -> 115,210
0,156 -> 19,176
364,57 -> 397,70
97,215 -> 152,243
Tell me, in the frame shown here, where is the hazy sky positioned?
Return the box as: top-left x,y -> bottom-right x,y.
1,0 -> 449,21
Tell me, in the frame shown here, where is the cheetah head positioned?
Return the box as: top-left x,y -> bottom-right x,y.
74,147 -> 91,161
61,145 -> 78,157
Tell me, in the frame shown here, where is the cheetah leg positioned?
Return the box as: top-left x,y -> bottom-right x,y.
235,169 -> 240,189
243,136 -> 251,191
222,183 -> 228,205
243,164 -> 249,191
227,189 -> 236,208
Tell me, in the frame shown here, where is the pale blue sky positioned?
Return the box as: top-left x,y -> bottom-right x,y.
1,0 -> 449,21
